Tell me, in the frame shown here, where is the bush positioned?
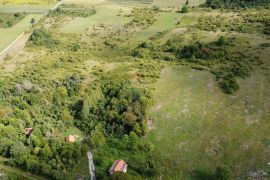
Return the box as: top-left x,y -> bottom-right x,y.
215,166 -> 232,180
216,36 -> 226,46
180,6 -> 189,13
29,29 -> 59,48
30,18 -> 35,24
6,21 -> 13,27
219,76 -> 239,94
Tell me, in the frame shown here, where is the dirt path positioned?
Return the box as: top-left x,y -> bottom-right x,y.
0,33 -> 31,62
87,151 -> 96,180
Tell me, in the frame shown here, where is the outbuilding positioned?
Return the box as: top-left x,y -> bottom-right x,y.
109,159 -> 128,175
65,135 -> 75,143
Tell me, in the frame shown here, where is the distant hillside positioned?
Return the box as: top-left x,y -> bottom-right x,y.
203,0 -> 270,8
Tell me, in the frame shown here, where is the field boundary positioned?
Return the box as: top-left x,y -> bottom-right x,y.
0,0 -> 65,57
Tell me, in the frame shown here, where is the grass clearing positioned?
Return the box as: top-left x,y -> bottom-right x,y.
147,64 -> 270,179
60,5 -> 131,33
133,12 -> 181,41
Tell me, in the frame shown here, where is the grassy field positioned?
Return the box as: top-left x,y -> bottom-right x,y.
0,4 -> 53,13
0,14 -> 42,52
147,60 -> 270,178
60,5 -> 131,33
133,12 -> 181,41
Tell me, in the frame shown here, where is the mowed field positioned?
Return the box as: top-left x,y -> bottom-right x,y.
147,42 -> 270,178
0,14 -> 42,52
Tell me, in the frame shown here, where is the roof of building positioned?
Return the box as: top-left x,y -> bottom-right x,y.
109,159 -> 127,173
25,128 -> 33,135
65,135 -> 75,142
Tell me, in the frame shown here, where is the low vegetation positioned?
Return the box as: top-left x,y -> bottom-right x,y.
0,13 -> 26,28
0,0 -> 269,179
202,0 -> 270,8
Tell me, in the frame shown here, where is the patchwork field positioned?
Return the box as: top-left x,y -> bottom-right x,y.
0,0 -> 269,179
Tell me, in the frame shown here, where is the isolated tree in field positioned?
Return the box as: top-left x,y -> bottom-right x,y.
186,0 -> 189,5
180,6 -> 189,13
31,18 -> 35,24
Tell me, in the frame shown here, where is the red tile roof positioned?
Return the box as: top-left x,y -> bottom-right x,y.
109,159 -> 128,174
25,128 -> 33,135
65,135 -> 75,142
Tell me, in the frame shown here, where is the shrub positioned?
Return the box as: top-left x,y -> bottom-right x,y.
6,21 -> 13,27
215,166 -> 232,180
219,76 -> 239,94
14,12 -> 21,17
216,36 -> 226,46
29,29 -> 59,48
30,18 -> 35,24
180,6 -> 189,13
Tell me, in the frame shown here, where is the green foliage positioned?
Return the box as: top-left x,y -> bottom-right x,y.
192,166 -> 232,180
180,6 -> 189,13
202,0 -> 270,9
30,18 -> 35,24
197,12 -> 270,34
74,76 -> 151,137
111,172 -> 131,180
51,5 -> 96,18
28,29 -> 59,48
130,36 -> 255,93
219,76 -> 239,94
0,13 -> 26,28
126,7 -> 160,28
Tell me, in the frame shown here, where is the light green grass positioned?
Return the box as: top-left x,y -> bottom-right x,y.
133,12 -> 181,41
0,4 -> 54,13
147,65 -> 270,179
0,14 -> 42,52
60,5 -> 131,34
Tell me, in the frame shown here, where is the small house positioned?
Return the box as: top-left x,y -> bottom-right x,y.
109,159 -> 128,175
25,128 -> 33,136
65,135 -> 75,143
